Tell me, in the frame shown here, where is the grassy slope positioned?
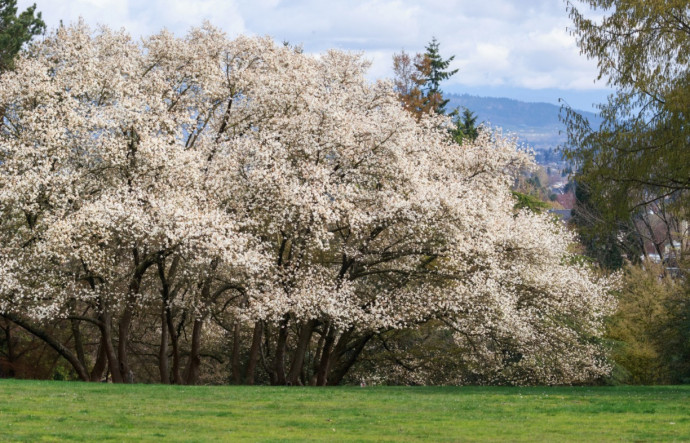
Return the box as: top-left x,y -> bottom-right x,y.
0,380 -> 689,441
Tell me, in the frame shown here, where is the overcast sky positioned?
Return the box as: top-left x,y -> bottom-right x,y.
18,0 -> 611,111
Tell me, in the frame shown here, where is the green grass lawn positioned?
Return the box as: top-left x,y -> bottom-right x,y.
0,380 -> 689,441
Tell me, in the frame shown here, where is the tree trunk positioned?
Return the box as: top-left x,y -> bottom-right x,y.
231,321 -> 241,384
184,318 -> 203,385
245,321 -> 263,385
167,312 -> 183,384
117,304 -> 133,382
157,255 -> 178,384
287,319 -> 316,385
319,329 -> 352,386
273,315 -> 290,385
119,248 -> 152,383
99,312 -> 122,383
159,305 -> 170,384
89,336 -> 108,382
70,318 -> 87,370
262,323 -> 276,385
2,313 -> 89,381
327,333 -> 373,386
314,323 -> 333,386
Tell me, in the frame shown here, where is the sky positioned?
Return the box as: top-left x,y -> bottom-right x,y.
18,0 -> 612,111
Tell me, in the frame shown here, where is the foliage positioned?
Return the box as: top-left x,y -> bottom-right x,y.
2,380 -> 690,441
451,107 -> 479,144
511,163 -> 555,210
392,49 -> 430,118
608,263 -> 690,384
0,22 -> 615,386
512,191 -> 550,214
422,37 -> 458,115
0,0 -> 44,72
562,0 -> 690,225
392,38 -> 458,119
562,0 -> 690,273
569,180 -> 642,270
0,1 -> 44,374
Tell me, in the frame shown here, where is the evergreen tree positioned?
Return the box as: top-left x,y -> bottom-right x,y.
421,37 -> 458,115
392,38 -> 458,119
451,107 -> 479,143
0,0 -> 44,72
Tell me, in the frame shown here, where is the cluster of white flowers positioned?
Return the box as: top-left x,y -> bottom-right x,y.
0,21 -> 615,385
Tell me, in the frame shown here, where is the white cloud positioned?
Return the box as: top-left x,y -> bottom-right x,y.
18,0 -> 608,95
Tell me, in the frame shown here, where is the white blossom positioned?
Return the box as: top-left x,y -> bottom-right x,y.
0,21 -> 615,384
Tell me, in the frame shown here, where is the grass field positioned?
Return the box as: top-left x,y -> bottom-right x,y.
0,380 -> 689,441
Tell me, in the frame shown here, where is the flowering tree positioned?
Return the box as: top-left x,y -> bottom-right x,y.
0,22 -> 615,385
0,22 -> 267,383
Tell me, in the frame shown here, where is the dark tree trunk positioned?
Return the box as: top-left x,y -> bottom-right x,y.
263,323 -> 276,385
316,326 -> 337,386
313,322 -> 327,365
99,312 -> 123,383
70,318 -> 87,370
245,321 -> 263,385
157,255 -> 178,384
159,305 -> 170,384
184,318 -> 203,385
117,305 -> 133,382
89,336 -> 108,382
287,319 -> 316,385
273,315 -> 290,385
321,327 -> 355,386
119,248 -> 154,383
230,321 -> 242,384
167,312 -> 183,384
327,333 -> 373,386
2,313 -> 89,381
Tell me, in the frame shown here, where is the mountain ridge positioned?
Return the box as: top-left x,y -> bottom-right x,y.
445,93 -> 603,152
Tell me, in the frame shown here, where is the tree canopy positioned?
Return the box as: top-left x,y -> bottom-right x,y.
392,38 -> 458,119
451,107 -> 479,144
562,0 -> 690,269
423,37 -> 458,115
562,0 -> 690,218
0,22 -> 614,385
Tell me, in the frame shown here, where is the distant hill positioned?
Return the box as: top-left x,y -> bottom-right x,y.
446,94 -> 603,153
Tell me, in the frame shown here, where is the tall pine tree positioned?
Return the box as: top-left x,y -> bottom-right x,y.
422,37 -> 458,115
0,0 -> 44,72
392,37 -> 459,119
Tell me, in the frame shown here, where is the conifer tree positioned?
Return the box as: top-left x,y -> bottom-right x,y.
0,0 -> 44,72
422,37 -> 458,115
393,38 -> 458,119
451,107 -> 479,143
